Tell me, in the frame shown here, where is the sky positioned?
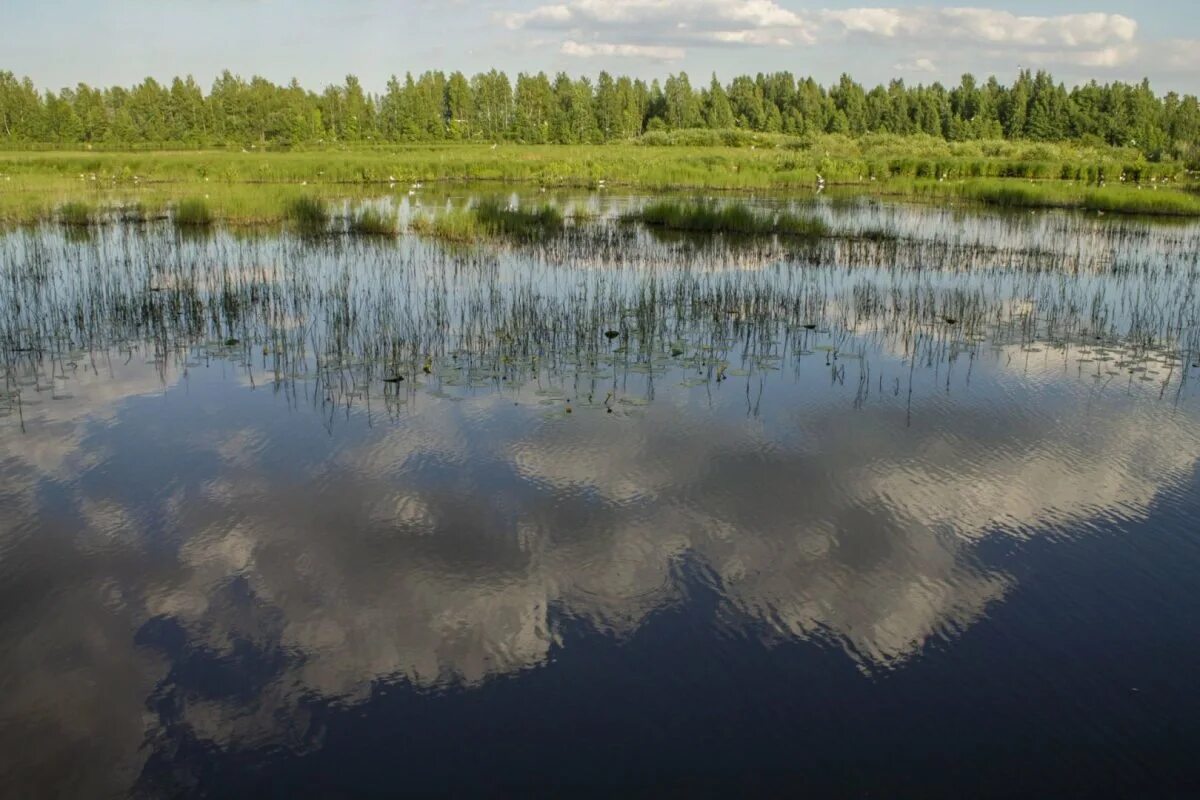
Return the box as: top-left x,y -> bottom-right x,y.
4,1 -> 1200,95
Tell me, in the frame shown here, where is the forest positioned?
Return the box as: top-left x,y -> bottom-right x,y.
1,68 -> 1198,164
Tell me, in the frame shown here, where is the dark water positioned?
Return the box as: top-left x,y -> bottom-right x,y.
2,196 -> 1199,797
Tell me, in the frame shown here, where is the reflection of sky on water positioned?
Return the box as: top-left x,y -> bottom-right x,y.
3,333 -> 1197,795
0,210 -> 1198,796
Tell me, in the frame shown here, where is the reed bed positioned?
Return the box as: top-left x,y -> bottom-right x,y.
409,208 -> 483,242
349,206 -> 398,236
1,200 -> 1195,429
628,200 -> 831,238
284,195 -> 330,234
58,201 -> 94,226
174,198 -> 214,227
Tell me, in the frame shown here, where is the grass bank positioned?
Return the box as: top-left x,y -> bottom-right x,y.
951,179 -> 1200,216
0,138 -> 1197,226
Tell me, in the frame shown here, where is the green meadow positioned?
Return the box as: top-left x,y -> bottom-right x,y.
1,135 -> 1197,228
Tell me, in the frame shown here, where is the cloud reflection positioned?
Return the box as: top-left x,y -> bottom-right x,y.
2,345 -> 1197,796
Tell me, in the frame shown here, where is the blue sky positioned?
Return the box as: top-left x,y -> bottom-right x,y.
4,1 -> 1199,94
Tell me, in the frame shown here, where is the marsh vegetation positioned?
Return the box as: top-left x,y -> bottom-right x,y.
3,193 -> 1197,424
2,189 -> 1199,799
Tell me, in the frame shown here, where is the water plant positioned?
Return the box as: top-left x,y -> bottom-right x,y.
349,206 -> 398,236
474,200 -> 563,241
174,198 -> 214,226
284,195 -> 329,233
628,200 -> 830,238
58,201 -> 94,226
409,208 -> 483,242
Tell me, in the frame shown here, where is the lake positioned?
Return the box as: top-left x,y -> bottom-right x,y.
2,193 -> 1199,797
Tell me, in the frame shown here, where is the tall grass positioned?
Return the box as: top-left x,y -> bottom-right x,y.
174,197 -> 214,226
284,195 -> 329,233
407,201 -> 564,242
409,208 -> 483,242
349,206 -> 397,236
1,138 -> 1183,195
58,201 -> 94,226
629,200 -> 830,238
474,200 -> 563,240
956,179 -> 1200,216
2,141 -> 1196,228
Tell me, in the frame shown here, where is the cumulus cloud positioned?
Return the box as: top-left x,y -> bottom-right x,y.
503,0 -> 808,30
824,8 -> 1137,47
500,0 -> 818,55
499,3 -> 1145,70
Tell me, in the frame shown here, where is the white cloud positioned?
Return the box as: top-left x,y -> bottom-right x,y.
943,9 -> 1136,46
1157,39 -> 1200,71
499,0 -> 818,56
894,56 -> 938,73
560,39 -> 685,60
822,8 -> 1136,46
825,7 -> 916,38
704,29 -> 799,46
499,3 -> 1144,69
1056,44 -> 1140,68
502,3 -> 571,30
503,0 -> 808,29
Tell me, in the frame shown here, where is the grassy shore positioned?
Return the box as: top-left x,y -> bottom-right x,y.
0,137 -> 1196,226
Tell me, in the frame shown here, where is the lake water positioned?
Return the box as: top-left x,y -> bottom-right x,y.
2,194 -> 1199,797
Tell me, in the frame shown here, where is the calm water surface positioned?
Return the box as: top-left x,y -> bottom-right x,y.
2,195 -> 1199,797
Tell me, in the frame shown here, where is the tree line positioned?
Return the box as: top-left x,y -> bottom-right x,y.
2,68 -> 1197,161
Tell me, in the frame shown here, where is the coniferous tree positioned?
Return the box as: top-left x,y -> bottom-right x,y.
0,66 -> 1195,161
